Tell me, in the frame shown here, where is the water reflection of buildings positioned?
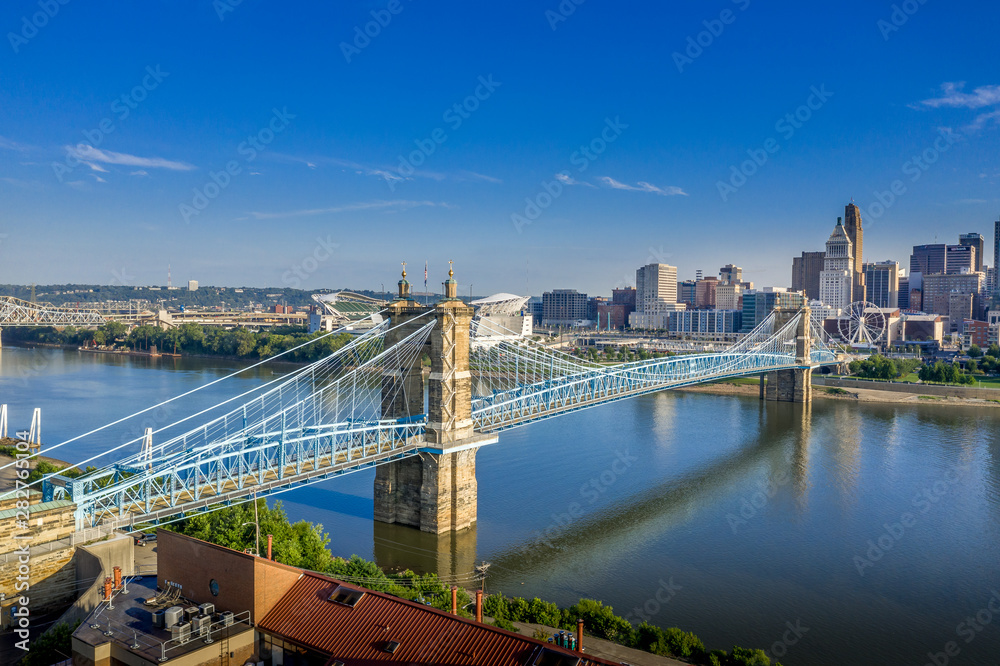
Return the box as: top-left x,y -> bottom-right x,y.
830,402 -> 863,508
791,402 -> 812,515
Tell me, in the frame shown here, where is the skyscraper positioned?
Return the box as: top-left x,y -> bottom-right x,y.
910,244 -> 947,276
959,232 -> 985,273
995,217 -> 1000,295
819,218 -> 854,312
719,264 -> 743,284
863,261 -> 899,308
946,244 -> 976,274
792,251 -> 825,300
636,264 -> 678,312
843,203 -> 865,300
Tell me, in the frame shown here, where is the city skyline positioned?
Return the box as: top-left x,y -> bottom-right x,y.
1,1 -> 1000,295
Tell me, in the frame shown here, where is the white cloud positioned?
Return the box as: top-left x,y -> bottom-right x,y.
599,177 -> 687,196
248,199 -> 452,220
130,169 -> 149,177
955,198 -> 987,205
966,109 -> 1000,132
0,177 -> 43,191
0,136 -> 31,152
66,145 -> 195,171
555,172 -> 594,187
921,82 -> 1000,109
458,171 -> 502,184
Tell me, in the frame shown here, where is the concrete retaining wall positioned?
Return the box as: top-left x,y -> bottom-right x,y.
814,376 -> 1000,400
43,535 -> 135,634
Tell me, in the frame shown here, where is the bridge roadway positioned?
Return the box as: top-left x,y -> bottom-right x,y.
25,296 -> 837,532
473,351 -> 834,433
62,422 -> 424,526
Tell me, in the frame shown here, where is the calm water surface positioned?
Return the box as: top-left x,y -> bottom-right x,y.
2,345 -> 999,666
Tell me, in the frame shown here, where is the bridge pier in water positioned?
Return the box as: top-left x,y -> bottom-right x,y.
374,265 -> 494,534
763,305 -> 814,404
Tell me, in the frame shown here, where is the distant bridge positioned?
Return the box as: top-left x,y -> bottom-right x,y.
0,296 -> 105,328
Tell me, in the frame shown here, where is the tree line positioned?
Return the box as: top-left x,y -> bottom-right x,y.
3,322 -> 356,363
164,501 -> 785,666
848,346 -> 1000,385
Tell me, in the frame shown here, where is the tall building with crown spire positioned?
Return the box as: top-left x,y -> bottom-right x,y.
819,217 -> 854,313
843,202 -> 864,301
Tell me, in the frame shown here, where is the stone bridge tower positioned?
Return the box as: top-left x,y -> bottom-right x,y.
374,264 -> 496,533
763,305 -> 813,403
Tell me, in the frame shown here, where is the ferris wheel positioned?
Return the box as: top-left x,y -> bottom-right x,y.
838,301 -> 887,346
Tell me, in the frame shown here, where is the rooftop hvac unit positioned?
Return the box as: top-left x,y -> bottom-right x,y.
192,615 -> 211,638
184,606 -> 199,622
219,611 -> 234,626
171,621 -> 191,645
152,610 -> 165,628
198,602 -> 215,616
164,606 -> 184,628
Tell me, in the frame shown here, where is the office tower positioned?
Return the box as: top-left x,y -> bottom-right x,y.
792,251 -> 825,301
898,276 -> 910,309
910,244 -> 947,276
946,244 -> 976,274
636,264 -> 678,312
677,280 -> 697,307
922,272 -> 985,329
843,203 -> 865,300
541,289 -> 588,325
819,218 -> 854,312
959,232 -> 985,273
864,261 -> 899,308
741,288 -> 806,333
995,217 -> 1000,294
719,264 -> 743,284
695,277 -> 719,309
716,282 -> 743,310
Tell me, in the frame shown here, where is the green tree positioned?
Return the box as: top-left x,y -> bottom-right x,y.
967,344 -> 983,358
987,344 -> 1000,359
20,621 -> 80,666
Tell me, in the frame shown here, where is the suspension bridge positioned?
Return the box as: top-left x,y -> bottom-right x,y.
3,267 -> 840,537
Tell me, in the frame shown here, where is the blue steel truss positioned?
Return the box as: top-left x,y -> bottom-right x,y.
31,308 -> 837,529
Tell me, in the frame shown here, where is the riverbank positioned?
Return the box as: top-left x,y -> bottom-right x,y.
678,378 -> 1000,407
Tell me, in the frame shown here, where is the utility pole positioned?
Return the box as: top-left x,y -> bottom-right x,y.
475,561 -> 491,593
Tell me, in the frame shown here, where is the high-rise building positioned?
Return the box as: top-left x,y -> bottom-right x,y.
187,280 -> 198,291
910,244 -> 947,276
740,288 -> 806,333
677,280 -> 697,307
843,203 -> 865,301
695,277 -> 719,309
716,282 -> 743,310
792,251 -> 825,300
864,261 -> 899,308
946,244 -> 976,274
898,276 -> 910,309
719,264 -> 743,284
959,232 -> 985,273
541,289 -> 588,326
922,272 -> 985,329
636,264 -> 678,312
819,218 -> 854,313
994,217 -> 1000,295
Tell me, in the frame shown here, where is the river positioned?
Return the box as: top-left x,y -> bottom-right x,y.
1,344 -> 998,666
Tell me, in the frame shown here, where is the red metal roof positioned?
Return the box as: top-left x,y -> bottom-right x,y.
257,572 -> 616,666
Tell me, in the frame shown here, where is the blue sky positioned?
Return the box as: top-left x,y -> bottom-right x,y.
1,0 -> 998,296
